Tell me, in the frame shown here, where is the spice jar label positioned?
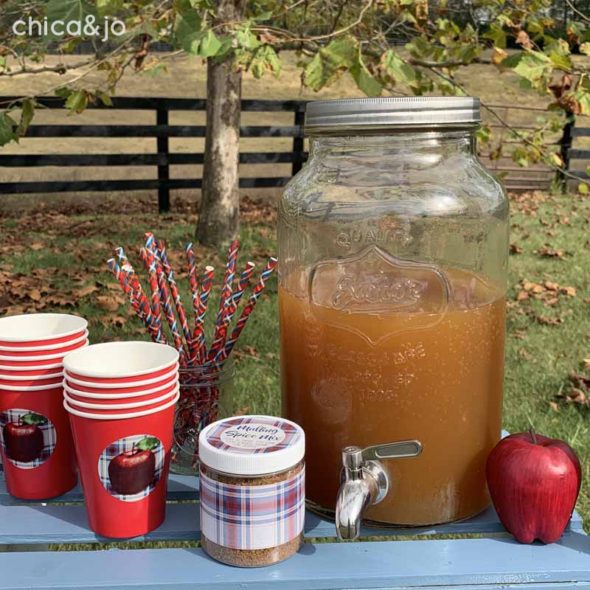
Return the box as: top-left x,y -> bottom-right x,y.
200,467 -> 305,551
206,416 -> 301,454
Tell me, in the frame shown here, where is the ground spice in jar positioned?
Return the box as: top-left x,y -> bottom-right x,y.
198,415 -> 305,567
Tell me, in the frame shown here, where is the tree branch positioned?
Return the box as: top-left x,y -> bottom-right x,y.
0,58 -> 95,77
563,0 -> 590,25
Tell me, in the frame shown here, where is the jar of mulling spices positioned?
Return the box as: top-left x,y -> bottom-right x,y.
198,415 -> 305,567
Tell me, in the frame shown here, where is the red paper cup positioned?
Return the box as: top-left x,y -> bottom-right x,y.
64,369 -> 178,394
0,314 -> 88,347
64,379 -> 179,404
0,363 -> 64,377
64,342 -> 179,384
0,384 -> 77,499
65,393 -> 178,538
0,338 -> 88,360
0,372 -> 63,388
0,331 -> 88,353
64,386 -> 179,412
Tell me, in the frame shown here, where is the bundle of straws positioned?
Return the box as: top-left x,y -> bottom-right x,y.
106,232 -> 277,441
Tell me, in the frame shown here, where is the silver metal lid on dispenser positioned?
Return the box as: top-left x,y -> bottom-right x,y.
304,96 -> 481,134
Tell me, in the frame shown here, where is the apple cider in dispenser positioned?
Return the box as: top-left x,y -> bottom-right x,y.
278,97 -> 508,531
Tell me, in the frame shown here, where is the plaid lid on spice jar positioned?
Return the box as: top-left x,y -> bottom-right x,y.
198,415 -> 305,476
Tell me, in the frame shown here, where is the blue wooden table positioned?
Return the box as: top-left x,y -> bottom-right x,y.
0,471 -> 588,590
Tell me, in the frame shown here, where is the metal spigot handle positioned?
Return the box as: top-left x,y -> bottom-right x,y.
361,440 -> 422,462
336,439 -> 423,541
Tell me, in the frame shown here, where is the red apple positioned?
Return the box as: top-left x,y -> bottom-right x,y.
108,436 -> 158,495
486,431 -> 582,544
3,413 -> 46,463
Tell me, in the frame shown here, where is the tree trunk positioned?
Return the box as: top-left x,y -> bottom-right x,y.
196,0 -> 245,247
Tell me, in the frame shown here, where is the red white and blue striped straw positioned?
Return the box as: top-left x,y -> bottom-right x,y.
191,265 -> 215,365
209,240 -> 239,359
206,261 -> 255,362
145,248 -> 186,361
185,243 -> 200,324
154,237 -> 193,348
214,257 -> 277,363
139,247 -> 166,345
106,258 -> 164,344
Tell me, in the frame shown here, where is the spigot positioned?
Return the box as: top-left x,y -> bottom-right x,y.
335,440 -> 422,540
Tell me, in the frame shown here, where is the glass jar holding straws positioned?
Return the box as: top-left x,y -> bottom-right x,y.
171,361 -> 235,475
106,233 -> 277,475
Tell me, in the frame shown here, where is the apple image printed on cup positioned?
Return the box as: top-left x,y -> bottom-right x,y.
99,435 -> 164,501
0,409 -> 55,468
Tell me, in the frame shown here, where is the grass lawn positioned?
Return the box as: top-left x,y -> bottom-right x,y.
0,191 -> 589,533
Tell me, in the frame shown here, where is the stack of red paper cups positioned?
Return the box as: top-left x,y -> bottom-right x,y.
0,313 -> 88,499
63,341 -> 179,538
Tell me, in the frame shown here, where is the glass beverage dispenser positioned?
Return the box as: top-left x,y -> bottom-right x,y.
278,97 -> 508,534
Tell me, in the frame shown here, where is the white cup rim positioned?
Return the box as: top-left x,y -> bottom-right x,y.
63,379 -> 179,399
64,386 -> 179,410
0,340 -> 88,362
0,362 -> 63,372
64,363 -> 179,389
0,313 -> 88,342
64,391 -> 180,420
63,341 -> 179,379
0,371 -> 63,382
0,331 -> 88,353
0,381 -> 64,392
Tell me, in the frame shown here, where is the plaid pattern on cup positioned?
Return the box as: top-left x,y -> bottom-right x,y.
200,467 -> 305,550
205,416 -> 303,455
98,434 -> 164,503
0,408 -> 56,469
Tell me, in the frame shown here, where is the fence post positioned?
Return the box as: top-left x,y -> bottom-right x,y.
157,107 -> 170,212
291,108 -> 305,177
558,114 -> 575,193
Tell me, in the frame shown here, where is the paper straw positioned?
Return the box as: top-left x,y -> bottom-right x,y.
185,243 -> 199,323
139,247 -> 166,345
215,257 -> 277,362
106,259 -> 163,344
206,261 -> 255,362
209,240 -> 240,360
150,251 -> 186,361
156,238 -> 193,348
190,265 -> 215,364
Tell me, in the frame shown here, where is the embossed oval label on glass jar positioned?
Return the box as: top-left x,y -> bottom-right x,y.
309,246 -> 450,343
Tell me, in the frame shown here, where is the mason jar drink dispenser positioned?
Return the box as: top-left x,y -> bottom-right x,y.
278,97 -> 508,535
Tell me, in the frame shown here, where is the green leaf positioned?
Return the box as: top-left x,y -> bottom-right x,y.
250,45 -> 281,79
483,23 -> 507,49
46,0 -> 95,24
350,52 -> 382,97
96,0 -> 123,16
199,29 -> 222,58
382,50 -> 418,87
136,436 -> 160,451
509,51 -> 552,86
303,37 -> 357,91
65,90 -> 89,113
95,90 -> 113,107
17,99 -> 35,137
0,113 -> 17,146
174,7 -> 203,55
22,412 -> 47,426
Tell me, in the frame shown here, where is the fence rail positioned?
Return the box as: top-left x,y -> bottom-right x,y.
0,96 -> 587,209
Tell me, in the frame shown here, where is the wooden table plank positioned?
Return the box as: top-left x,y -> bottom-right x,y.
0,499 -> 583,547
0,503 -> 499,546
0,533 -> 589,590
